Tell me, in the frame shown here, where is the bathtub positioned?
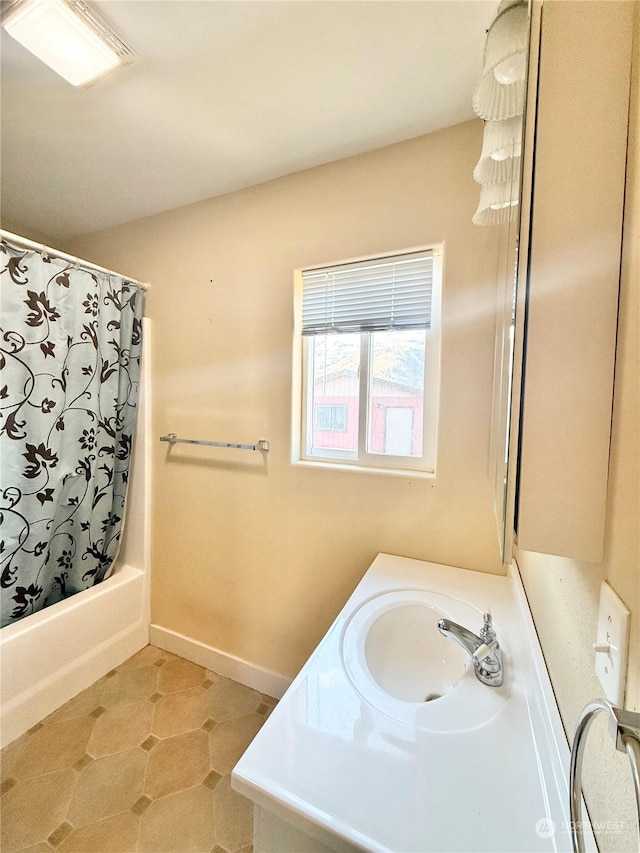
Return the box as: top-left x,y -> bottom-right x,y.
0,319 -> 152,748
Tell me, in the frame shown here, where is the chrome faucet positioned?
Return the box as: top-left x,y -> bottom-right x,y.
437,611 -> 503,687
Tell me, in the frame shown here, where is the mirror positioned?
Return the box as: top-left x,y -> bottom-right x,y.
474,0 -> 531,564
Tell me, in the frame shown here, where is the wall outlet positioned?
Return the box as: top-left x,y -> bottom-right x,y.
594,581 -> 630,706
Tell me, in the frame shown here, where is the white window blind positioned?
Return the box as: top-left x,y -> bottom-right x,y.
301,250 -> 433,336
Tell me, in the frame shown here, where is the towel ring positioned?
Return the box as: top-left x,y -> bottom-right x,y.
570,699 -> 640,853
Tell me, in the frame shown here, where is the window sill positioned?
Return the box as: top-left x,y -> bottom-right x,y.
292,459 -> 436,480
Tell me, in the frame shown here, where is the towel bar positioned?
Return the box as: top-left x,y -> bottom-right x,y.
160,433 -> 270,452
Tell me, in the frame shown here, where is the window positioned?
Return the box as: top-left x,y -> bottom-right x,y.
295,248 -> 441,473
316,404 -> 347,432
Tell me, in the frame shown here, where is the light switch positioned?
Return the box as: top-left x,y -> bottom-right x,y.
594,581 -> 630,706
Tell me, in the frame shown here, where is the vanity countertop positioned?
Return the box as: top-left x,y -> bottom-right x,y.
232,553 -> 595,853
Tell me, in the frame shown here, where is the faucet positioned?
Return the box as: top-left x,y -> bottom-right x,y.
437,611 -> 503,687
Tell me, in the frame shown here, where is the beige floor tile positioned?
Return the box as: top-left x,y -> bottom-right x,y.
138,785 -> 214,852
67,748 -> 147,828
145,729 -> 210,799
117,644 -> 163,671
12,716 -> 94,780
45,680 -> 106,724
2,778 -> 18,797
57,811 -> 140,852
2,651 -> 265,853
88,701 -> 154,758
46,822 -> 73,847
207,680 -> 261,723
152,687 -> 208,738
209,714 -> 264,776
0,769 -> 76,852
1,735 -> 28,782
131,794 -> 152,815
158,658 -> 207,694
140,735 -> 159,751
100,665 -> 160,708
213,776 -> 254,853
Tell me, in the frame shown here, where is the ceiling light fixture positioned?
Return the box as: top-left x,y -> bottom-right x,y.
472,0 -> 527,227
473,116 -> 523,185
2,0 -> 134,87
473,181 -> 520,226
472,0 -> 528,121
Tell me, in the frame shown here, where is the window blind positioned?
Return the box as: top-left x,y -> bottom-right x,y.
301,250 -> 433,336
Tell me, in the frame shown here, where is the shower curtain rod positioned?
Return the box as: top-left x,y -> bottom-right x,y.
0,229 -> 150,292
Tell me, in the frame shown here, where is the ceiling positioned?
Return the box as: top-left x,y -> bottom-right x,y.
0,0 -> 496,243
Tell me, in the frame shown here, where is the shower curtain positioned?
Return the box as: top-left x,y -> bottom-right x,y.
0,238 -> 144,628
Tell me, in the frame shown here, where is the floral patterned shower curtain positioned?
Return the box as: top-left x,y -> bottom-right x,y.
0,238 -> 144,628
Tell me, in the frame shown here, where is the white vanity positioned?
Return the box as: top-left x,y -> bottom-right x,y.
232,553 -> 597,853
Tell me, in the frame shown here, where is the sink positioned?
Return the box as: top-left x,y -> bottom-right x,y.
341,589 -> 507,731
364,601 -> 467,702
234,554 -> 582,853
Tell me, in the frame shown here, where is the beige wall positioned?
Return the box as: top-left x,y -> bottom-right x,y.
517,5 -> 639,850
67,119 -> 504,677
0,218 -> 57,246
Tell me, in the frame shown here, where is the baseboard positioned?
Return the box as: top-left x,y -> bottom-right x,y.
149,624 -> 292,700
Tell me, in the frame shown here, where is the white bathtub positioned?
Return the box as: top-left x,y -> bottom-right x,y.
0,318 -> 152,748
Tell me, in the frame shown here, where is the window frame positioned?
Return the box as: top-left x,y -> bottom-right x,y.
293,246 -> 442,476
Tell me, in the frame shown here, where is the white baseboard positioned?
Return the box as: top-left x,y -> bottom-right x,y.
149,624 -> 292,700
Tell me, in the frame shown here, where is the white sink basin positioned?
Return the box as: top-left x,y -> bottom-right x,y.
233,554 -> 586,853
341,589 -> 507,731
364,600 -> 467,702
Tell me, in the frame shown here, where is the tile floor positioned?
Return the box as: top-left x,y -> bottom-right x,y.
0,645 -> 277,853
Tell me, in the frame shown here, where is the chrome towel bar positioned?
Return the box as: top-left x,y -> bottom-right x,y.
570,699 -> 640,853
160,433 -> 270,452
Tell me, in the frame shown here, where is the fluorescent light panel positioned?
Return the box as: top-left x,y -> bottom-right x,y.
3,0 -> 128,86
